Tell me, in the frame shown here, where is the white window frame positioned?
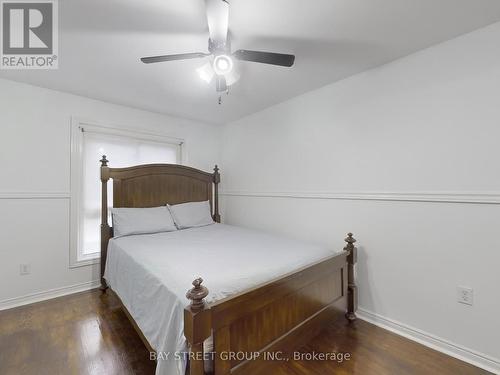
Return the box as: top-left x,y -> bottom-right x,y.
69,117 -> 186,268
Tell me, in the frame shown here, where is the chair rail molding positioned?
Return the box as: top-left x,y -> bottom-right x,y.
220,190 -> 500,205
0,191 -> 70,199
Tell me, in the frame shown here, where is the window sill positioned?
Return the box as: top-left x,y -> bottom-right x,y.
69,256 -> 100,269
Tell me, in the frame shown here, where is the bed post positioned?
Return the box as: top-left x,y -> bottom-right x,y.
344,232 -> 358,321
213,165 -> 221,223
100,155 -> 110,292
185,278 -> 211,375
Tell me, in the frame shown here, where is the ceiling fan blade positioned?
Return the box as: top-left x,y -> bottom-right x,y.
233,50 -> 295,67
205,0 -> 229,45
216,75 -> 227,92
140,52 -> 208,64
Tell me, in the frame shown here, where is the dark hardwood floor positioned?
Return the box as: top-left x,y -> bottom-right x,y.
0,289 -> 490,375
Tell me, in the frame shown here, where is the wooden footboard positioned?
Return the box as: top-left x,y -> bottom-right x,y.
185,233 -> 358,375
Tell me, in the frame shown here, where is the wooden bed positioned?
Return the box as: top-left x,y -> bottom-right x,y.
99,156 -> 358,375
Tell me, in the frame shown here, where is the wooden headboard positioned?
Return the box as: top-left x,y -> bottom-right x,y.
99,155 -> 220,290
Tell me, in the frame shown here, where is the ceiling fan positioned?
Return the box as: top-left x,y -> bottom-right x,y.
140,0 -> 295,100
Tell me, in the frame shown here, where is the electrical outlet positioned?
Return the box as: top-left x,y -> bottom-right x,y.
457,286 -> 473,306
20,264 -> 31,275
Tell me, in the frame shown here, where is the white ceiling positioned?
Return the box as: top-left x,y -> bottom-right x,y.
2,0 -> 500,124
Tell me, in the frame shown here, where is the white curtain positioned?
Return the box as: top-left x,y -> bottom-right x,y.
80,131 -> 179,257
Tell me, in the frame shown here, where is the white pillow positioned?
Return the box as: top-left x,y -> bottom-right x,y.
111,206 -> 177,237
168,200 -> 214,229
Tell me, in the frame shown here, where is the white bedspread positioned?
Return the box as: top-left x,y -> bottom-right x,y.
104,223 -> 340,375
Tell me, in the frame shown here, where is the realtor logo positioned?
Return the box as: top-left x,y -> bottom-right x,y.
1,0 -> 58,69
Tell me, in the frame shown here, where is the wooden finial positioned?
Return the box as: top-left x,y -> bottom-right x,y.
186,278 -> 209,312
213,165 -> 220,184
100,155 -> 109,167
344,232 -> 356,252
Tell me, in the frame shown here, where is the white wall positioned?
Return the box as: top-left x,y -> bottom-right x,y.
221,22 -> 500,372
0,78 -> 221,308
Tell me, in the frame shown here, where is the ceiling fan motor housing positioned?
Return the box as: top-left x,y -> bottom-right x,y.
209,37 -> 231,55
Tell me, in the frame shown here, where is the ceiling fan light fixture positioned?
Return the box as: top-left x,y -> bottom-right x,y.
213,54 -> 233,75
196,61 -> 215,83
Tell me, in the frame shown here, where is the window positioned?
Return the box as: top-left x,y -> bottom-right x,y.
70,119 -> 183,267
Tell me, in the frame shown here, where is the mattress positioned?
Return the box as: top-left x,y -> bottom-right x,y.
104,223 -> 340,375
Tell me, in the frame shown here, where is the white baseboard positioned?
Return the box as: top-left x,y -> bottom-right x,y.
0,280 -> 100,311
357,308 -> 500,374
